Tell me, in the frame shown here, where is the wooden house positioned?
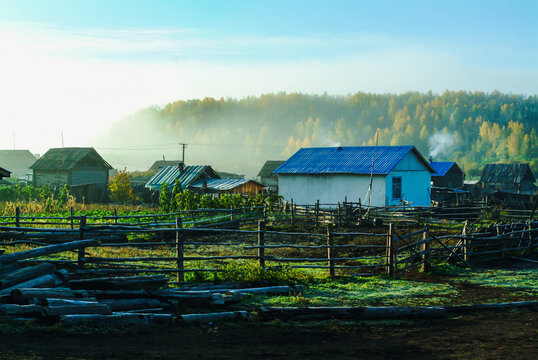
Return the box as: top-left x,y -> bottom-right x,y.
148,160 -> 182,173
0,150 -> 37,179
190,179 -> 264,196
145,164 -> 220,191
275,146 -> 435,207
430,161 -> 465,188
478,163 -> 536,195
0,166 -> 10,180
30,147 -> 113,202
257,160 -> 285,188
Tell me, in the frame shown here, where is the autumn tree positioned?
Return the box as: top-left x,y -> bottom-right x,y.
109,169 -> 134,203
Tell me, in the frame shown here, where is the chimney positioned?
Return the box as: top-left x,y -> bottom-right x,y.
429,156 -> 433,163
178,162 -> 184,174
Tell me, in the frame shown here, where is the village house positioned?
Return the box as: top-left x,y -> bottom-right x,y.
257,160 -> 285,189
478,163 -> 536,195
145,164 -> 220,191
429,160 -> 465,188
190,178 -> 264,196
30,147 -> 113,202
148,160 -> 182,173
274,146 -> 435,207
0,166 -> 10,180
0,150 -> 37,180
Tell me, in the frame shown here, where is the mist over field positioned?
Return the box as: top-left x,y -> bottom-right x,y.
94,91 -> 538,178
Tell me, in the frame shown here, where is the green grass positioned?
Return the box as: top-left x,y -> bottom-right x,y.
453,268 -> 538,290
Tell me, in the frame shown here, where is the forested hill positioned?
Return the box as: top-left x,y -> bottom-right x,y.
99,91 -> 538,177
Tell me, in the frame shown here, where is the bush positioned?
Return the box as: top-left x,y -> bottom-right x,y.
109,169 -> 134,203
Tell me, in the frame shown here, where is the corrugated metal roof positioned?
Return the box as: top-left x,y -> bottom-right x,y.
145,165 -> 220,190
30,148 -> 112,171
274,146 -> 434,175
430,161 -> 456,177
191,178 -> 261,191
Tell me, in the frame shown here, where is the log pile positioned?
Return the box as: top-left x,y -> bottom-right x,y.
0,243 -> 304,326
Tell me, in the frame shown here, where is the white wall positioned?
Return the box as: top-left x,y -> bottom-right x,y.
278,174 -> 386,207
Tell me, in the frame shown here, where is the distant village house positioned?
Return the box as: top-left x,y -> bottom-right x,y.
30,147 -> 113,202
429,160 -> 465,188
478,163 -> 536,195
275,146 -> 434,207
0,150 -> 38,180
0,166 -> 10,180
257,160 -> 285,189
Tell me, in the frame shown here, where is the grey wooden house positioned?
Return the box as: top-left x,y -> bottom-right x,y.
257,160 -> 285,189
479,163 -> 536,195
30,147 -> 113,202
0,166 -> 10,180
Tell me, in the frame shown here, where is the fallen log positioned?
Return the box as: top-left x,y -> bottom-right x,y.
42,303 -> 112,317
226,285 -> 303,296
0,239 -> 98,264
178,311 -> 249,324
0,263 -> 56,289
86,289 -> 152,299
446,301 -> 538,313
42,298 -> 99,307
60,312 -> 174,326
11,288 -> 89,303
0,304 -> 42,316
0,262 -> 21,276
99,298 -> 166,312
0,274 -> 60,296
256,306 -> 447,321
69,275 -> 168,291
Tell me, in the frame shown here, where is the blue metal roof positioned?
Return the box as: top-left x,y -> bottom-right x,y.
274,146 -> 433,175
430,161 -> 456,177
190,178 -> 261,191
145,165 -> 220,190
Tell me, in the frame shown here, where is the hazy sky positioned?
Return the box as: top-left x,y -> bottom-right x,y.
0,0 -> 536,156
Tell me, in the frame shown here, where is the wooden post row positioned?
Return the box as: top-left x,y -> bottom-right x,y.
422,223 -> 431,273
15,207 -> 20,228
315,199 -> 320,226
462,220 -> 470,262
327,224 -> 335,277
290,199 -> 295,228
258,220 -> 265,269
70,207 -> 74,229
386,223 -> 395,277
78,215 -> 87,268
176,217 -> 184,283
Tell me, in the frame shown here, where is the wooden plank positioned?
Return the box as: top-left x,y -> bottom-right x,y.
0,239 -> 98,264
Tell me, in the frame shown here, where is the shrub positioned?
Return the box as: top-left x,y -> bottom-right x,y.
109,169 -> 134,203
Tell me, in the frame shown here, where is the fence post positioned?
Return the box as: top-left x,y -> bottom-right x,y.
263,204 -> 267,222
113,208 -> 118,225
422,223 -> 431,272
343,200 -> 348,226
70,207 -> 74,229
290,199 -> 295,228
462,220 -> 470,262
315,199 -> 320,226
386,223 -> 395,277
78,215 -> 86,268
15,207 -> 20,228
258,220 -> 265,269
358,198 -> 362,221
528,221 -> 535,256
175,217 -> 184,283
337,202 -> 341,227
496,226 -> 505,259
327,224 -> 335,277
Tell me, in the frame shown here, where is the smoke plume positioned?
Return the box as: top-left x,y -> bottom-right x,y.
428,131 -> 454,158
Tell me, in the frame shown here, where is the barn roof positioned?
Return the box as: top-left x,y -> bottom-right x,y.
258,160 -> 285,178
145,165 -> 220,190
0,150 -> 37,165
30,148 -> 113,171
148,160 -> 182,172
480,163 -> 535,184
430,161 -> 462,177
274,146 -> 434,175
0,166 -> 10,178
190,178 -> 262,191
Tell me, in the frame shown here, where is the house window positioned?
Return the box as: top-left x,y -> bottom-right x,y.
392,177 -> 402,199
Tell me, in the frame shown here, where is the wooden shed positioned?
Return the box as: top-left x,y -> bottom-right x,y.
479,163 -> 536,195
430,161 -> 465,188
30,147 -> 113,202
190,179 -> 264,196
0,150 -> 37,179
0,166 -> 10,180
257,160 -> 285,188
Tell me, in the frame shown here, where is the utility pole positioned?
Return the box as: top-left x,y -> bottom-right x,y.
179,143 -> 187,165
12,133 -> 15,150
61,131 -> 64,148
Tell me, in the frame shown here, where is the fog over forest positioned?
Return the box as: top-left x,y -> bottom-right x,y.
94,91 -> 538,178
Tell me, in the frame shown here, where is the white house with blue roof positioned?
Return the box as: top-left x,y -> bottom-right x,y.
274,146 -> 435,207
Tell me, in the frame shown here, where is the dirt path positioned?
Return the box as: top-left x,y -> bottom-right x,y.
1,309 -> 537,360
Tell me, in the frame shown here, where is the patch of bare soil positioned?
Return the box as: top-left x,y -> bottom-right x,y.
1,310 -> 537,360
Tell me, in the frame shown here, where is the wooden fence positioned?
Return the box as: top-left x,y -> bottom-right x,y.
1,215 -> 536,281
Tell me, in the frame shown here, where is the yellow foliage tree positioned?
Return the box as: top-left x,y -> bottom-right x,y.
109,169 -> 134,203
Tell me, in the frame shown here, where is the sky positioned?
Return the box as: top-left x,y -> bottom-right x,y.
0,0 -> 537,158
